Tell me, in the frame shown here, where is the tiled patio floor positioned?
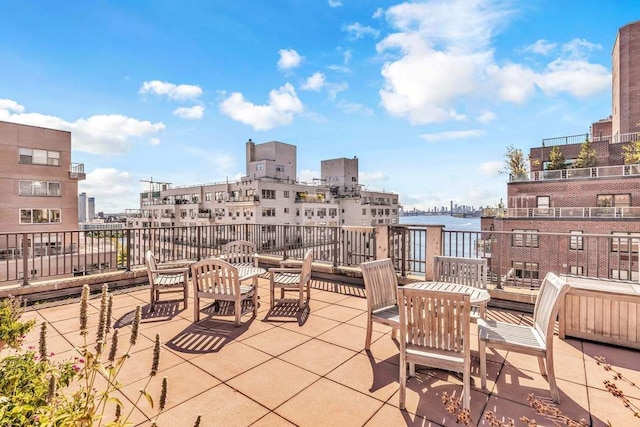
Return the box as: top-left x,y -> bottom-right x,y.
18,277 -> 640,426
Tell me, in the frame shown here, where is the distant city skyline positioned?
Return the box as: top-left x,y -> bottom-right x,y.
0,1 -> 637,213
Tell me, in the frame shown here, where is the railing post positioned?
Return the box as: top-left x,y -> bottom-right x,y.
400,228 -> 407,277
126,228 -> 132,271
196,226 -> 202,261
333,228 -> 339,268
283,226 -> 288,260
424,225 -> 444,281
374,225 -> 389,260
22,233 -> 29,286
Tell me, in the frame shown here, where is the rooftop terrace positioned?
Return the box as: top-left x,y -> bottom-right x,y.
16,275 -> 640,426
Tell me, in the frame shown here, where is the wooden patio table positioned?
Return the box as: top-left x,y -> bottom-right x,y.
404,281 -> 491,320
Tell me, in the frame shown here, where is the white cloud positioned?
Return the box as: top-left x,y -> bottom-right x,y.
535,59 -> 610,97
150,138 -> 161,146
79,168 -> 138,213
183,146 -> 235,172
219,83 -> 304,130
562,38 -> 602,58
328,64 -> 351,73
343,22 -> 380,39
419,129 -> 485,142
359,171 -> 387,183
478,111 -> 496,123
522,39 -> 557,55
139,80 -> 202,100
0,99 -> 25,113
343,50 -> 352,65
372,7 -> 384,19
173,105 -> 204,120
488,63 -> 537,103
0,101 -> 165,155
326,82 -> 348,100
328,0 -> 342,7
298,169 -> 319,183
277,49 -> 303,70
336,99 -> 374,116
478,161 -> 503,177
301,72 -> 326,91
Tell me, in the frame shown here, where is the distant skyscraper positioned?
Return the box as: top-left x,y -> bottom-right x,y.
78,192 -> 87,223
87,197 -> 95,222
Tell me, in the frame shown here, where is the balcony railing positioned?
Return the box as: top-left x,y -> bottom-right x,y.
505,206 -> 640,218
541,131 -> 640,147
510,163 -> 640,182
3,224 -> 638,292
69,163 -> 86,180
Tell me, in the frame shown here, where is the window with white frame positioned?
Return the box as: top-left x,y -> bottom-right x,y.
512,261 -> 539,279
256,163 -> 264,171
276,164 -> 284,172
611,232 -> 640,253
569,265 -> 584,275
261,189 -> 275,199
19,148 -> 61,166
19,181 -> 61,197
205,192 -> 212,201
214,191 -> 225,201
19,209 -> 61,224
611,269 -> 640,281
570,231 -> 583,250
512,229 -> 539,247
262,208 -> 275,217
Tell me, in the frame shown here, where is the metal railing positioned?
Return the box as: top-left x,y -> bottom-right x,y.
541,131 -> 640,147
510,163 -> 640,182
0,224 -> 376,286
388,226 -> 639,289
506,206 -> 640,218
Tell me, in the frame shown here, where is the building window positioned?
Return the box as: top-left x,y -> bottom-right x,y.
19,148 -> 61,166
276,164 -> 284,172
351,177 -> 357,181
243,208 -> 253,217
329,208 -> 337,217
214,208 -> 225,217
214,191 -> 225,201
296,208 -> 300,216
19,209 -> 62,224
611,269 -> 640,280
371,209 -> 376,216
262,208 -> 275,217
570,231 -> 583,250
317,208 -> 326,217
304,208 -> 314,217
512,229 -> 539,247
191,193 -> 200,203
611,232 -> 640,253
512,261 -> 539,279
537,196 -> 550,208
597,194 -> 631,207
569,266 -> 584,275
284,191 -> 290,198
19,181 -> 61,197
205,192 -> 212,201
261,189 -> 276,199
256,163 -> 264,171
284,208 -> 289,214
362,209 -> 366,215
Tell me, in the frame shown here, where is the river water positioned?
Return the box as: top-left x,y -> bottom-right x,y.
399,215 -> 481,231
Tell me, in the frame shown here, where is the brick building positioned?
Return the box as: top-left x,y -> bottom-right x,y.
482,21 -> 640,283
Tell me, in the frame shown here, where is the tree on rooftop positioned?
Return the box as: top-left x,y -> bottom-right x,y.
546,146 -> 566,170
501,145 -> 528,178
574,139 -> 597,168
622,139 -> 640,164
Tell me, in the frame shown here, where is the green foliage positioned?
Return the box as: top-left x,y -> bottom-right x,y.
0,285 -> 174,426
622,139 -> 640,164
574,139 -> 597,168
0,296 -> 35,350
546,146 -> 566,170
502,145 -> 528,178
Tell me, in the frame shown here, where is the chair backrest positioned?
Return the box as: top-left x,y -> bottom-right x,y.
222,240 -> 257,265
398,287 -> 470,354
191,258 -> 240,296
434,256 -> 488,289
300,249 -> 313,285
533,272 -> 570,346
361,259 -> 398,313
145,251 -> 158,282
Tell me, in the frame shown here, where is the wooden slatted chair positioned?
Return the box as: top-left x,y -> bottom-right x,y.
360,258 -> 400,350
434,255 -> 488,320
269,249 -> 313,309
222,240 -> 258,267
191,258 -> 258,326
478,272 -> 570,402
145,251 -> 188,311
398,287 -> 472,410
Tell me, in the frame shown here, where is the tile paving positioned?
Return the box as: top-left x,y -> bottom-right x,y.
17,277 -> 640,426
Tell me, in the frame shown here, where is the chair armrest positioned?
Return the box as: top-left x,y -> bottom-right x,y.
279,259 -> 302,267
151,267 -> 189,274
269,267 -> 302,274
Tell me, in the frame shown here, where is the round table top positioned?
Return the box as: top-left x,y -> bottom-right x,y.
405,281 -> 490,305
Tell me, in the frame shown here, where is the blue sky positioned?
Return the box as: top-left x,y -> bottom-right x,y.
1,0 -> 637,213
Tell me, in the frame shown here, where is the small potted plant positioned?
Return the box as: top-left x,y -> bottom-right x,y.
0,295 -> 35,351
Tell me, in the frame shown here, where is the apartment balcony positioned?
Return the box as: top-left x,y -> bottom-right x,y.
8,261 -> 640,426
226,195 -> 260,204
69,162 -> 86,180
541,131 -> 640,147
503,206 -> 640,219
510,163 -> 640,183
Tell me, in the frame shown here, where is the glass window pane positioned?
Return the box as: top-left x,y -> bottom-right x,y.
32,149 -> 47,165
614,194 -> 631,207
20,209 -> 32,224
49,210 -> 61,223
33,181 -> 47,196
48,182 -> 61,196
19,181 -> 33,195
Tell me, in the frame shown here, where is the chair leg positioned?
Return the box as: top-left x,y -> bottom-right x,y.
546,353 -> 560,403
463,364 -> 471,410
365,318 -> 373,350
234,298 -> 242,327
399,354 -> 407,410
409,362 -> 415,377
479,338 -> 487,390
391,326 -> 397,340
298,286 -> 304,309
537,356 -> 547,377
193,295 -> 199,323
150,285 -> 155,311
183,285 -> 188,309
270,283 -> 275,309
252,291 -> 258,318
